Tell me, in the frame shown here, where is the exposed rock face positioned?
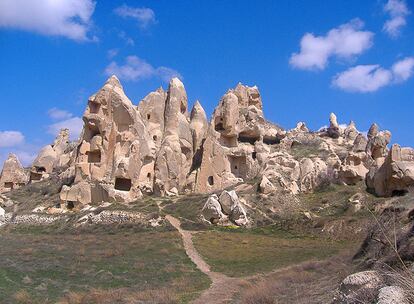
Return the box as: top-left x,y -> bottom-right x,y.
367,144 -> 414,197
327,112 -> 341,139
201,190 -> 249,226
137,87 -> 166,150
338,152 -> 371,185
30,128 -> 74,182
334,270 -> 384,304
195,83 -> 284,193
61,76 -> 156,204
0,154 -> 28,192
154,78 -> 194,195
38,76 -> 410,204
201,194 -> 226,224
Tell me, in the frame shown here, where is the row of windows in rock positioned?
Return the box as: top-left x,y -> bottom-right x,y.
218,133 -> 280,148
2,182 -> 25,189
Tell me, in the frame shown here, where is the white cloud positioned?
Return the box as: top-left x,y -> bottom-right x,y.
48,108 -> 73,121
0,131 -> 25,148
107,48 -> 119,59
114,5 -> 156,29
46,109 -> 83,140
48,117 -> 83,141
290,19 -> 374,70
332,57 -> 414,92
118,30 -> 135,46
0,0 -> 96,41
391,57 -> 414,81
383,0 -> 410,38
105,56 -> 181,82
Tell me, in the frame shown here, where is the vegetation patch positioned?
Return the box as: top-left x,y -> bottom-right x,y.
0,229 -> 210,303
193,229 -> 350,277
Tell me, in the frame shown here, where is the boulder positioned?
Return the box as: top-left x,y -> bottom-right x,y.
335,270 -> 383,304
201,194 -> 226,224
338,152 -> 370,185
259,175 -> 276,194
0,154 -> 28,192
219,190 -> 238,215
377,286 -> 408,304
299,157 -> 328,192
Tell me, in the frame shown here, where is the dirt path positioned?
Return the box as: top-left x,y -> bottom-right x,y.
165,215 -> 246,304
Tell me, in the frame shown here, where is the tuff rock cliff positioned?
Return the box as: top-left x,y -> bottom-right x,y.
1,76 -> 413,206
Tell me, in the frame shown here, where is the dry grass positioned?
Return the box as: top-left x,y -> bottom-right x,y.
0,230 -> 210,303
238,254 -> 354,304
13,290 -> 33,304
57,288 -> 177,304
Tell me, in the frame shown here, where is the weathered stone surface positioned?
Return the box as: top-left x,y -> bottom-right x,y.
367,144 -> 414,197
154,78 -> 193,195
201,194 -> 226,224
61,76 -> 156,204
195,83 -> 283,193
377,286 -> 408,304
30,128 -> 75,182
259,175 -> 276,194
367,123 -> 379,139
344,121 -> 358,141
137,87 -> 166,150
0,154 -> 28,193
327,112 -> 341,139
202,190 -> 249,226
338,152 -> 370,185
335,271 -> 383,304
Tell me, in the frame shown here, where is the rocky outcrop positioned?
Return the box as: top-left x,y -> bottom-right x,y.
29,128 -> 75,182
195,83 -> 284,193
154,78 -> 194,195
334,270 -> 384,304
327,112 -> 341,139
201,190 -> 249,226
367,144 -> 414,197
0,154 -> 28,193
61,76 -> 157,205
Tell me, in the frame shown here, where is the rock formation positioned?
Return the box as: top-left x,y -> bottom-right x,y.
201,190 -> 249,226
154,78 -> 194,195
195,83 -> 284,193
0,154 -> 28,193
29,128 -> 74,182
60,76 -> 156,205
0,75 -> 404,204
367,144 -> 414,197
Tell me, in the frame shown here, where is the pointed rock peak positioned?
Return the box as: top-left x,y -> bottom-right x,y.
329,113 -> 338,127
368,123 -> 379,138
190,100 -> 206,119
105,75 -> 123,89
4,153 -> 23,168
156,86 -> 165,94
169,77 -> 184,88
348,120 -> 356,128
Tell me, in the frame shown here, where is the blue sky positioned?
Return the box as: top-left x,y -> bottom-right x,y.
0,0 -> 413,168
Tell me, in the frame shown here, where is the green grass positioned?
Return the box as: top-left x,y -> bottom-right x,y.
162,194 -> 209,230
0,229 -> 210,303
193,229 -> 351,277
